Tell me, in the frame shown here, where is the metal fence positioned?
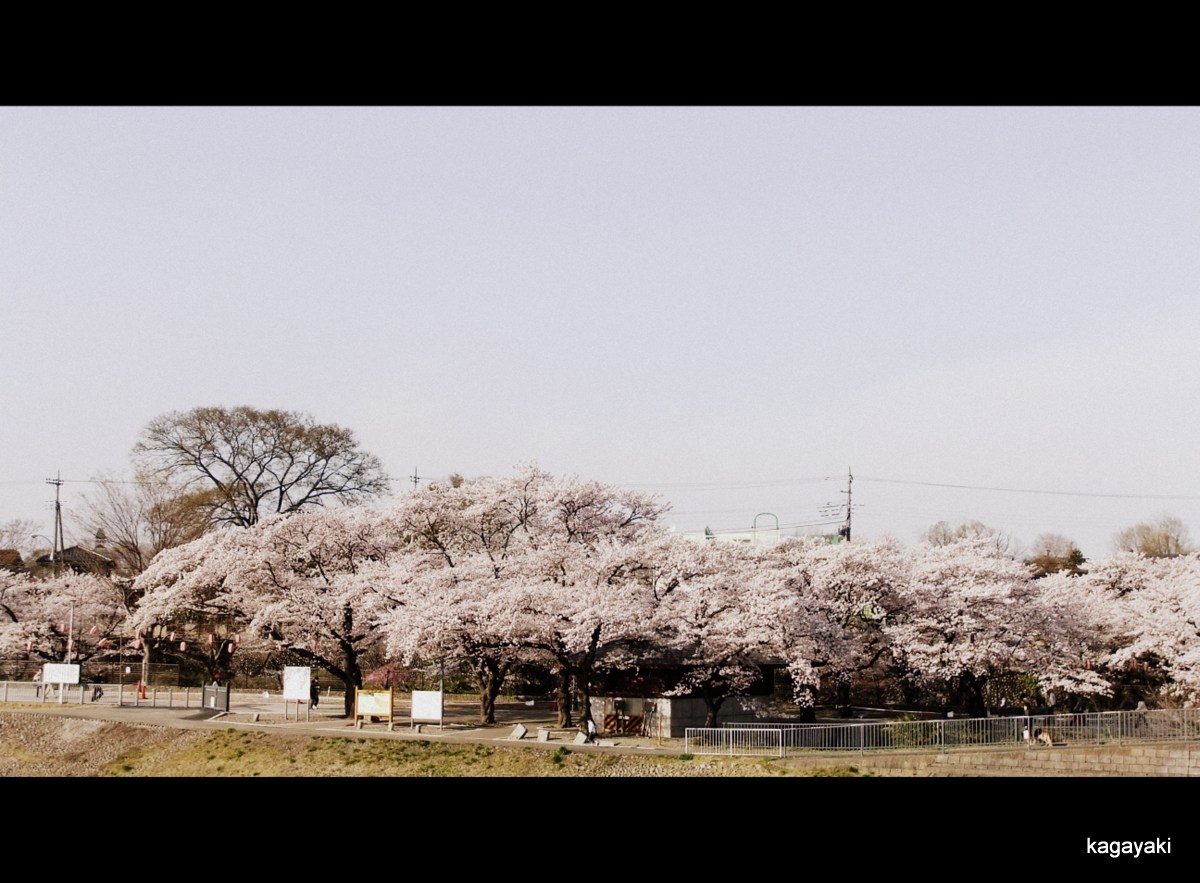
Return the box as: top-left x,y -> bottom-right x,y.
1,678 -> 208,709
0,659 -> 182,686
684,707 -> 1200,757
0,679 -> 347,711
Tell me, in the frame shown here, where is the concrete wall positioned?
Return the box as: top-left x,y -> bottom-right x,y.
625,695 -> 771,739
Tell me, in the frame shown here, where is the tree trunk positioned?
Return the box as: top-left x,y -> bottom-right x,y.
835,676 -> 853,716
555,670 -> 573,728
340,605 -> 362,718
960,672 -> 988,719
475,657 -> 505,725
479,685 -> 496,726
702,689 -> 725,728
795,683 -> 817,723
574,673 -> 594,733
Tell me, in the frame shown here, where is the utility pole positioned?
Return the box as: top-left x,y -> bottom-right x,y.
410,467 -> 421,490
46,473 -> 64,577
838,467 -> 854,542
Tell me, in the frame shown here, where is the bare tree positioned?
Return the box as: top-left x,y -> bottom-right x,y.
133,406 -> 390,528
0,519 -> 41,556
79,472 -> 210,575
1024,532 -> 1086,578
921,520 -> 1018,557
1113,515 -> 1192,558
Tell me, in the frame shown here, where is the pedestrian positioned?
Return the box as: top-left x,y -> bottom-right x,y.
584,716 -> 597,744
91,680 -> 104,702
310,678 -> 320,709
33,669 -> 42,698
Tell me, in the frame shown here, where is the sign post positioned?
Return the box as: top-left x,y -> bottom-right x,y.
282,666 -> 314,721
411,689 -> 444,731
42,663 -> 80,704
354,687 -> 395,730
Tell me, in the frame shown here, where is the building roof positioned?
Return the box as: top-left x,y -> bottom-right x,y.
35,545 -> 116,576
0,549 -> 26,573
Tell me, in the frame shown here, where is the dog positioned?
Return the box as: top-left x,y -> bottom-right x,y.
1033,727 -> 1054,747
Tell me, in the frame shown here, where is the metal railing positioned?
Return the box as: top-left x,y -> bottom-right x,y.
0,679 -> 348,711
0,660 -> 182,685
1,679 -> 203,709
685,708 -> 1200,757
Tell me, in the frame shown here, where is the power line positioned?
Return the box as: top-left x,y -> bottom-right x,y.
856,476 -> 1200,501
620,475 -> 837,491
7,470 -> 1199,501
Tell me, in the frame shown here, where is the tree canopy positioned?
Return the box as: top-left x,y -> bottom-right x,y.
133,406 -> 390,528
1113,515 -> 1192,558
32,462 -> 1200,721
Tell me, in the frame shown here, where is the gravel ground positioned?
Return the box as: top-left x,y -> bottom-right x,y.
0,711 -> 209,777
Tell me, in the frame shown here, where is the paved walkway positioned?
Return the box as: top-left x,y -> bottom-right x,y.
0,684 -> 689,756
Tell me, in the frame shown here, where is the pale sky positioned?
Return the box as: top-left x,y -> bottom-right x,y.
3,106 -> 1199,561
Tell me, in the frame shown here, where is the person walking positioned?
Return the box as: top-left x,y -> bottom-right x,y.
310,678 -> 320,709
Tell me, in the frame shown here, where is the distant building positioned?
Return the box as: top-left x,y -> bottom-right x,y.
587,655 -> 781,738
0,549 -> 27,574
680,528 -> 842,546
36,544 -> 117,577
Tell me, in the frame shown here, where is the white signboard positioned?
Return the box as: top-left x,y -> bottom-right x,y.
412,689 -> 444,724
356,690 -> 393,716
282,666 -> 312,702
43,663 -> 81,685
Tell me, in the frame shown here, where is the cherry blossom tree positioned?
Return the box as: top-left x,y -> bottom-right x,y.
380,477 -> 535,725
1121,554 -> 1200,703
882,539 -> 1104,717
1019,568 -> 1113,708
758,537 -> 910,720
0,571 -> 131,667
131,524 -> 268,684
134,506 -> 405,715
885,540 -> 1020,715
380,465 -> 672,728
1079,552 -> 1200,705
383,554 -> 532,725
650,538 -> 778,726
503,532 -> 673,728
